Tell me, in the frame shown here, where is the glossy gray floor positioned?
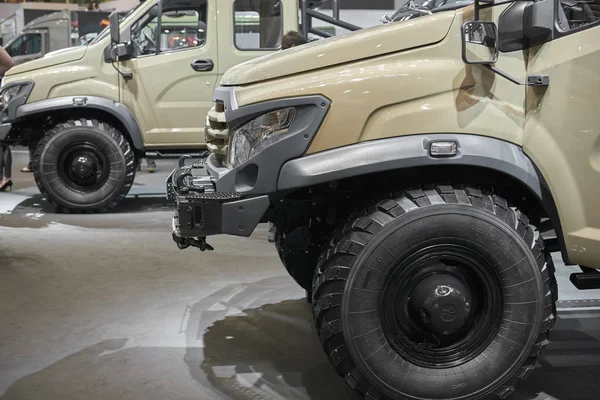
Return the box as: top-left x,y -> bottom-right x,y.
1,153 -> 599,400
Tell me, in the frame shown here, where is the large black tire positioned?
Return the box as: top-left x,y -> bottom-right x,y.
312,186 -> 557,400
33,119 -> 136,213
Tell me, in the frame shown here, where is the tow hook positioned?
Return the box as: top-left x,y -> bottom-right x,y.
172,233 -> 214,252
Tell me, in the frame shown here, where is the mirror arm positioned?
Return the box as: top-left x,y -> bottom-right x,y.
485,65 -> 549,86
485,65 -> 522,85
155,0 -> 163,56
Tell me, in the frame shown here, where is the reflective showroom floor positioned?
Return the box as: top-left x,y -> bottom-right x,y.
1,149 -> 599,400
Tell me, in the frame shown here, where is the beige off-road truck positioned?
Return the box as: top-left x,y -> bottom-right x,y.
0,0 -> 346,212
169,0 -> 600,398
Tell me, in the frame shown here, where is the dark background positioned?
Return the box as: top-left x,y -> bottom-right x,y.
23,9 -> 58,25
319,0 -> 396,10
76,11 -> 111,37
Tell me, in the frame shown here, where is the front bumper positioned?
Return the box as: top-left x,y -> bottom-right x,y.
167,158 -> 270,240
169,87 -> 331,244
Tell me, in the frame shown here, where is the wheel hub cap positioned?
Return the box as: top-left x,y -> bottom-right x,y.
58,142 -> 109,192
408,273 -> 472,336
71,154 -> 98,180
381,246 -> 504,368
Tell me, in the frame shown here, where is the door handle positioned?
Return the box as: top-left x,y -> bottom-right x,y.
191,59 -> 214,72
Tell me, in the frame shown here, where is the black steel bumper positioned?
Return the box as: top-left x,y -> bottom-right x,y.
167,157 -> 269,241
167,90 -> 330,247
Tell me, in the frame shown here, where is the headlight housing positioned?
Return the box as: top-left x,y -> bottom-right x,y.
0,81 -> 33,107
2,86 -> 21,105
228,107 -> 297,168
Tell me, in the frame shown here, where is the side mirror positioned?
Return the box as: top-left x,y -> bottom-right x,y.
461,21 -> 499,65
109,11 -> 120,44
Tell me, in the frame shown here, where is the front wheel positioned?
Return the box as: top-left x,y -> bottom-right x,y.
312,186 -> 557,400
33,119 -> 136,213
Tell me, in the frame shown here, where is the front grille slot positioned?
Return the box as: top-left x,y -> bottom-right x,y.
205,103 -> 229,161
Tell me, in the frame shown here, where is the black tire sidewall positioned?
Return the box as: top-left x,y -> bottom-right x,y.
341,204 -> 545,400
37,124 -> 128,210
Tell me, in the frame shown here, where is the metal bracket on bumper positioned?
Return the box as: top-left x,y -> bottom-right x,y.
167,156 -> 270,251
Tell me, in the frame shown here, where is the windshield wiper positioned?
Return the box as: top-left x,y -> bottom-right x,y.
382,0 -> 433,24
402,1 -> 433,15
380,13 -> 393,24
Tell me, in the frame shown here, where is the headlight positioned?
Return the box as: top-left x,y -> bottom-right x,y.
2,85 -> 21,105
228,107 -> 297,168
0,82 -> 33,107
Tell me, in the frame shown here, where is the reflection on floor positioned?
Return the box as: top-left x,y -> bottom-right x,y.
1,156 -> 599,400
1,275 -> 599,400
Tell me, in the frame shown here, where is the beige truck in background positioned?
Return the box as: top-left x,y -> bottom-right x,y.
0,0 -> 345,212
168,0 -> 600,399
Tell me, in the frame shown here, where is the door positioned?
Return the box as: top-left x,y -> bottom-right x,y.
523,0 -> 600,267
5,32 -> 45,65
217,0 -> 298,76
119,0 -> 218,148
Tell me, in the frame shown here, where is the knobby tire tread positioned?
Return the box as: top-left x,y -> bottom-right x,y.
33,119 -> 136,213
311,185 -> 557,400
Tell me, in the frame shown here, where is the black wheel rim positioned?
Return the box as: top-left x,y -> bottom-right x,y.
381,244 -> 503,369
57,141 -> 110,192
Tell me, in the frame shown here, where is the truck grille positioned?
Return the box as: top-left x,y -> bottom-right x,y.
205,101 -> 229,162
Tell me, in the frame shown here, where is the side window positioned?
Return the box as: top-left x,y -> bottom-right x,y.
24,34 -> 41,54
6,34 -> 41,56
5,36 -> 22,57
131,5 -> 159,57
159,9 -> 206,53
558,0 -> 600,31
130,0 -> 207,58
233,0 -> 282,50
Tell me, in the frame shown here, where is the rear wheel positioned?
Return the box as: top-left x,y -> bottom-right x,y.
312,186 -> 557,400
33,119 -> 136,213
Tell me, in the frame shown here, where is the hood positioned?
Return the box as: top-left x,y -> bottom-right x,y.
45,46 -> 85,58
5,46 -> 87,76
222,11 -> 456,86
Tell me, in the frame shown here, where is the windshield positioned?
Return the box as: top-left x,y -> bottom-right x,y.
385,0 -> 473,23
89,3 -> 145,45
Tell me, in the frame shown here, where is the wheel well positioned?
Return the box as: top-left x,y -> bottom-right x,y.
274,164 -> 567,262
11,108 -> 143,158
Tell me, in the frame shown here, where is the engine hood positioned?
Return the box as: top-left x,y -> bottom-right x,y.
5,46 -> 87,76
222,11 -> 456,86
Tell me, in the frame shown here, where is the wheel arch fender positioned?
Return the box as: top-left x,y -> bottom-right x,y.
278,133 -> 569,263
15,96 -> 144,152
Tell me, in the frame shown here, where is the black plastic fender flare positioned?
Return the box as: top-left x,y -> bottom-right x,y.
278,133 -> 569,263
14,96 -> 144,152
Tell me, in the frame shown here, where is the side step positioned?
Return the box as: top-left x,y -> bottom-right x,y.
146,150 -> 210,159
570,267 -> 600,290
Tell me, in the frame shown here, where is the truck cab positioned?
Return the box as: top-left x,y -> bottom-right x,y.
167,0 -> 600,398
108,0 -> 298,150
0,0 -> 302,213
